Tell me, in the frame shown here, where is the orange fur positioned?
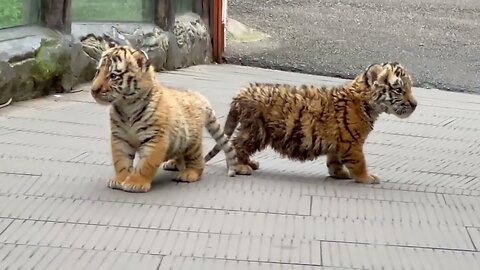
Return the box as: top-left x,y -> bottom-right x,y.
91,45 -> 237,192
205,62 -> 417,184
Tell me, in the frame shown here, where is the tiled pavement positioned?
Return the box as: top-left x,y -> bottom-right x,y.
0,64 -> 480,269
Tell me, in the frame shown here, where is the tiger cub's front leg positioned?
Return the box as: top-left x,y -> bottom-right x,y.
339,144 -> 379,184
176,139 -> 204,182
121,136 -> 168,193
109,135 -> 135,190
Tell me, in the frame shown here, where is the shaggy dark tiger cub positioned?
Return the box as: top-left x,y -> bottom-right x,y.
204,62 -> 417,184
91,44 -> 237,193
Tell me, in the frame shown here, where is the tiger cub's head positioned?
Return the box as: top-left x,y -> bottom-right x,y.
363,62 -> 417,119
91,43 -> 152,105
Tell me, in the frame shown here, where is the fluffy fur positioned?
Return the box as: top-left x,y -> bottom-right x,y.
204,62 -> 417,184
91,45 -> 237,193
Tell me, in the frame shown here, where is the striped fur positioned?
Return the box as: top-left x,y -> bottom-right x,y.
91,45 -> 237,193
204,62 -> 417,184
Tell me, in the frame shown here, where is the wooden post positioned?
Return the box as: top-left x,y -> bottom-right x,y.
201,0 -> 210,26
63,0 -> 71,32
192,0 -> 210,26
211,0 -> 224,63
41,0 -> 72,33
154,0 -> 174,30
167,0 -> 175,29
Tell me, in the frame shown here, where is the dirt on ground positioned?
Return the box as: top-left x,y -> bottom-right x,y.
225,0 -> 480,94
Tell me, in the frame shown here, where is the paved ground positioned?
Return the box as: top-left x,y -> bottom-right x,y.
225,0 -> 480,94
1,64 -> 480,269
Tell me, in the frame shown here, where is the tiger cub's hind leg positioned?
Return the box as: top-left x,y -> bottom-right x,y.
248,160 -> 260,170
339,144 -> 379,184
176,140 -> 204,182
326,152 -> 351,179
233,128 -> 262,175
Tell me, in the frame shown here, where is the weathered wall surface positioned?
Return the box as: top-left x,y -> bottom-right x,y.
0,12 -> 212,106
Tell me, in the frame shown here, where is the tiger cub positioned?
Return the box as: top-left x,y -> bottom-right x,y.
91,44 -> 237,193
204,62 -> 417,184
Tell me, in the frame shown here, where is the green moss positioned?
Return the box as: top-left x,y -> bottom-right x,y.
30,38 -> 70,81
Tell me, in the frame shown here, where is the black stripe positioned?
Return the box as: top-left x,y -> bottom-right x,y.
185,143 -> 201,157
141,113 -> 154,126
131,103 -> 149,124
110,117 -> 123,128
363,72 -> 370,87
341,101 -> 356,141
342,158 -> 359,164
113,104 -> 127,122
126,74 -> 134,86
317,138 -> 323,153
112,132 -> 135,149
344,142 -> 352,155
224,145 -> 234,154
137,125 -> 149,132
140,136 -> 155,146
111,132 -> 126,141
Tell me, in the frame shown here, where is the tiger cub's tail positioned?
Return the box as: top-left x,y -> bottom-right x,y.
204,107 -> 238,177
204,105 -> 239,162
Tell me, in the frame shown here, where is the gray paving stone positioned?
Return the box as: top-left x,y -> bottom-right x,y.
0,173 -> 39,195
0,243 -> 162,270
0,219 -> 321,265
0,218 -> 12,236
169,206 -> 474,250
0,130 -> 108,153
1,64 -> 480,268
310,195 -> 476,226
321,241 -> 480,270
0,156 -> 112,179
467,227 -> 480,251
157,256 -> 336,270
22,175 -> 312,215
0,117 -> 107,140
440,194 -> 480,227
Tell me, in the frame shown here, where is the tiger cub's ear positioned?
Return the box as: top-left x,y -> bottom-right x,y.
132,49 -> 151,71
365,64 -> 385,87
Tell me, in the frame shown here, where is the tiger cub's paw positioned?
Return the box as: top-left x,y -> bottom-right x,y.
248,160 -> 260,170
121,174 -> 152,193
162,159 -> 179,171
107,177 -> 123,190
235,164 -> 253,175
328,167 -> 351,179
355,173 -> 380,184
176,168 -> 202,182
107,171 -> 129,190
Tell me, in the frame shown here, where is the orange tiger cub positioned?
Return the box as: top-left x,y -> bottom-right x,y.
204,62 -> 417,184
91,44 -> 237,193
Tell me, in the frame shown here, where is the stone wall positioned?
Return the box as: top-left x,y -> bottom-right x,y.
0,12 -> 212,107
